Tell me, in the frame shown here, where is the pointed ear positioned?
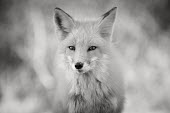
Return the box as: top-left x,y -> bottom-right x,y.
98,7 -> 117,41
54,7 -> 74,40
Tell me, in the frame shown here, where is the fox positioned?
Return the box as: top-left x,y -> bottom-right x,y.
53,7 -> 125,113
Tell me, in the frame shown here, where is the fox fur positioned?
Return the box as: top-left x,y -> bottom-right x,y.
53,7 -> 125,113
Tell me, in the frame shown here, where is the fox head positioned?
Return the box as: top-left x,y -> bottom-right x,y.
54,7 -> 117,76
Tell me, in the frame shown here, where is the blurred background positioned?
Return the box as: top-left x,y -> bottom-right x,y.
0,0 -> 170,113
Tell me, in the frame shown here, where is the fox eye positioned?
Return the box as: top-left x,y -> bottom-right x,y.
88,46 -> 97,51
68,46 -> 75,51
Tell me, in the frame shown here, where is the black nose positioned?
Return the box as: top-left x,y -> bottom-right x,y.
75,62 -> 83,69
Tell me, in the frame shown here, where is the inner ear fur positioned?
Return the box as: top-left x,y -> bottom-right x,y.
54,7 -> 75,40
98,7 -> 117,41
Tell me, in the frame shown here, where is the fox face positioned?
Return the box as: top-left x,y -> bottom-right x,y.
59,23 -> 110,75
65,39 -> 103,74
54,7 -> 117,76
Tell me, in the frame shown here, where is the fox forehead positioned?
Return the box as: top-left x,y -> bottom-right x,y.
65,21 -> 105,47
73,21 -> 98,35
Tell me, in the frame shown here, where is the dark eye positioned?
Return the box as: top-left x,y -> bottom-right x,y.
68,46 -> 75,51
88,46 -> 97,51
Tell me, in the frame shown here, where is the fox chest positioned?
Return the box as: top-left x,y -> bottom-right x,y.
68,77 -> 116,113
68,93 -> 115,113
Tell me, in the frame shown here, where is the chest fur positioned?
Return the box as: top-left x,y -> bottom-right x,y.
68,74 -> 116,113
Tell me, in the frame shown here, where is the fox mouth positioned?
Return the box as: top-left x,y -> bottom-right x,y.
75,69 -> 89,74
67,56 -> 97,74
73,65 -> 93,74
69,63 -> 96,75
77,69 -> 83,73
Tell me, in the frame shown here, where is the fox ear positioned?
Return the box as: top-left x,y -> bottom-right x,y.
54,7 -> 74,39
98,7 -> 117,41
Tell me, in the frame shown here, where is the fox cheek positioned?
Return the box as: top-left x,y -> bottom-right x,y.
90,57 -> 98,69
67,56 -> 79,71
67,56 -> 73,62
67,56 -> 74,68
91,57 -> 98,62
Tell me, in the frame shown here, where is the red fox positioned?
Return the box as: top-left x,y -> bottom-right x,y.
54,7 -> 125,113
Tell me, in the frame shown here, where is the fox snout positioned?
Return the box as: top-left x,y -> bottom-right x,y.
74,62 -> 84,73
74,61 -> 89,73
75,62 -> 84,70
67,56 -> 96,73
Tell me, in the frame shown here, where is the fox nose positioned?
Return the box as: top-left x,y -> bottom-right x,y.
75,62 -> 84,70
